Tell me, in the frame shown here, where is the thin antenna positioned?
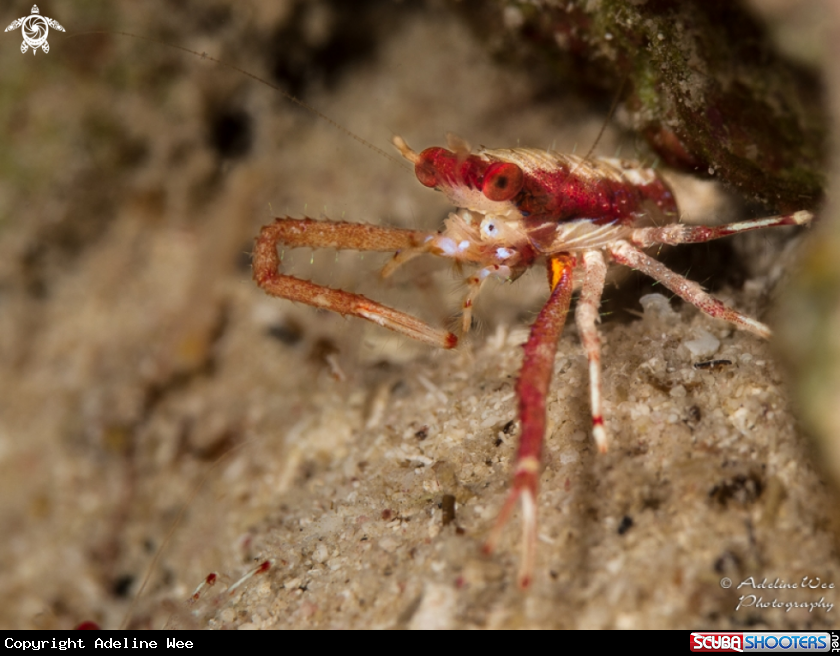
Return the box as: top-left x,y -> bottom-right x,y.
582,72 -> 629,162
64,31 -> 411,172
118,440 -> 254,630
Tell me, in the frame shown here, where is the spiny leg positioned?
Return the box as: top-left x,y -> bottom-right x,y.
484,254 -> 575,588
608,240 -> 770,338
630,210 -> 812,248
256,215 -> 433,251
575,250 -> 609,453
253,217 -> 457,348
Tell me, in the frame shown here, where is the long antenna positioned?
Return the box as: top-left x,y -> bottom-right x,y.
64,30 -> 411,172
582,72 -> 629,162
117,439 -> 254,630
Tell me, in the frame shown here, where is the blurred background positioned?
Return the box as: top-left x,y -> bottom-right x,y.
0,0 -> 838,629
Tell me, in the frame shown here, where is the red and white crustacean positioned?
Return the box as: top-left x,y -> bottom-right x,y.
251,133 -> 812,588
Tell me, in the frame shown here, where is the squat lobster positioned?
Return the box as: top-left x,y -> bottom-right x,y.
252,133 -> 812,588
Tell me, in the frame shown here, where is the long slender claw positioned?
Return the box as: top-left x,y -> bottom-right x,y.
253,217 -> 457,349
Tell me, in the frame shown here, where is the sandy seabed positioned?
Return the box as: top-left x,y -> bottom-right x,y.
0,1 -> 837,629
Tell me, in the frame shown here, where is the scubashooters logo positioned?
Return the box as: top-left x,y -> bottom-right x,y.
4,5 -> 64,54
690,632 -> 833,652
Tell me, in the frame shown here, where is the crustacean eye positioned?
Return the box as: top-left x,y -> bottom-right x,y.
481,162 -> 524,201
480,217 -> 500,240
414,147 -> 451,188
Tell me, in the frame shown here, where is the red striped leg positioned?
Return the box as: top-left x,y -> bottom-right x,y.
253,217 -> 457,349
484,254 -> 575,588
461,264 -> 513,333
608,240 -> 770,338
630,210 -> 812,248
575,250 -> 609,453
380,245 -> 427,279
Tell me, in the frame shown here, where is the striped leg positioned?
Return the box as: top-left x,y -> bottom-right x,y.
608,240 -> 770,338
253,217 -> 457,349
630,210 -> 812,248
575,250 -> 609,453
460,264 -> 513,333
484,254 -> 575,588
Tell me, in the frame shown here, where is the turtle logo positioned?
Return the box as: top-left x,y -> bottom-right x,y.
5,5 -> 64,55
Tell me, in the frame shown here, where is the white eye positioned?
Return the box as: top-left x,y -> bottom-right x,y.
480,217 -> 498,239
